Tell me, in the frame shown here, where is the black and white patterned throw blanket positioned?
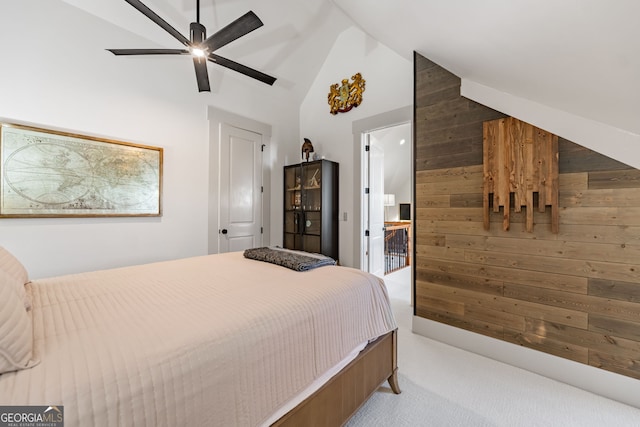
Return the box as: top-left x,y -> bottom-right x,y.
243,247 -> 337,271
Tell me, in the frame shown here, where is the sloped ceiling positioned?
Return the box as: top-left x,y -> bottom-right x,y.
62,0 -> 639,157
334,0 -> 640,138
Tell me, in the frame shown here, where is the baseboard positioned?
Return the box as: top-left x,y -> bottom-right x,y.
412,316 -> 640,409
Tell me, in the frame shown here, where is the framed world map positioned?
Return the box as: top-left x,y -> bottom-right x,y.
0,123 -> 163,217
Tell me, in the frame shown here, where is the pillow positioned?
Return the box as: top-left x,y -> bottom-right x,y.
0,269 -> 38,374
0,246 -> 29,284
0,246 -> 31,311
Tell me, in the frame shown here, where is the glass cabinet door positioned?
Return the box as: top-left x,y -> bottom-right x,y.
301,162 -> 322,211
283,159 -> 338,260
304,211 -> 321,235
284,165 -> 302,211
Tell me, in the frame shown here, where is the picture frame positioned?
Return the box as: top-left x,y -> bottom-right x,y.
399,203 -> 411,221
0,123 -> 163,217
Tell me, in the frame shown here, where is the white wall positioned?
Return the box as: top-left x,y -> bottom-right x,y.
0,1 -> 298,278
299,26 -> 412,267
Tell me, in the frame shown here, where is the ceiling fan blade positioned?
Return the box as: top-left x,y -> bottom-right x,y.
202,11 -> 263,52
124,0 -> 190,47
193,56 -> 211,92
107,49 -> 189,55
208,53 -> 276,86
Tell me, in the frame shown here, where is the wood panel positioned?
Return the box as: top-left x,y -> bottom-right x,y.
416,280 -> 588,329
416,255 -> 587,293
589,350 -> 640,378
416,178 -> 482,195
415,268 -> 503,296
414,52 -> 640,380
589,278 -> 640,303
445,234 -> 640,265
419,219 -> 640,245
482,117 -> 559,233
558,138 -> 631,173
416,307 -> 505,340
503,328 -> 589,363
464,249 -> 639,283
559,206 -> 640,226
415,193 -> 450,207
416,164 -> 484,181
414,57 -> 504,172
504,284 -> 640,323
523,318 -> 640,356
590,314 -> 640,342
588,169 -> 640,189
416,137 -> 476,158
450,193 -> 484,208
560,188 -> 640,207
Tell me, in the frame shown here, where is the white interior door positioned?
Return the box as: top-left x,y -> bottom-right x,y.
219,123 -> 263,253
369,142 -> 385,278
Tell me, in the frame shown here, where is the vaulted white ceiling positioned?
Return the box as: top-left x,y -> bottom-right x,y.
335,0 -> 640,138
63,0 -> 640,141
61,0 -> 352,103
335,0 -> 640,168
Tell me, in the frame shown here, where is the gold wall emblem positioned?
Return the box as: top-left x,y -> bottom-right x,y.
328,73 -> 365,115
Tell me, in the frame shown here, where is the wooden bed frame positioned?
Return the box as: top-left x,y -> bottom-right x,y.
273,329 -> 400,426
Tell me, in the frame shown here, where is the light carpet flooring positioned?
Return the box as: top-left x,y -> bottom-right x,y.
349,267 -> 640,426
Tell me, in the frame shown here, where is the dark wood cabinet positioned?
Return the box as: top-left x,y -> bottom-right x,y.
283,159 -> 339,260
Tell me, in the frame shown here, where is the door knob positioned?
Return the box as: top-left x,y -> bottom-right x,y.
221,229 -> 228,234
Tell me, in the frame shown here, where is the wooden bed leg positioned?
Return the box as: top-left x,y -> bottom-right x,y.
388,368 -> 401,394
388,329 -> 401,394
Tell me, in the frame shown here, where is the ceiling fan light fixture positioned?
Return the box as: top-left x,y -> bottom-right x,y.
190,47 -> 207,57
108,1 -> 277,90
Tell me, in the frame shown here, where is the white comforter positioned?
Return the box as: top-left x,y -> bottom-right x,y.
0,252 -> 396,426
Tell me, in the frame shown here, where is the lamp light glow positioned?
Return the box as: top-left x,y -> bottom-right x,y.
384,194 -> 396,206
383,193 -> 396,221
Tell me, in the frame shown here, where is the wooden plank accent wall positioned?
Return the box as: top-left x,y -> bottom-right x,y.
413,52 -> 640,379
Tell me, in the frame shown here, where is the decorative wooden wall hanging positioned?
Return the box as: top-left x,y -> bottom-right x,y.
328,73 -> 365,115
483,117 -> 559,233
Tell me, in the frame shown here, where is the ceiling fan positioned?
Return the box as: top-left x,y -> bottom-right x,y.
107,0 -> 277,92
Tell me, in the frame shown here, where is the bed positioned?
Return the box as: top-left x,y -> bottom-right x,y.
0,247 -> 399,426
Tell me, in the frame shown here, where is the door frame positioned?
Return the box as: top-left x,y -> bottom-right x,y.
352,106 -> 413,271
365,137 -> 386,277
207,106 -> 272,254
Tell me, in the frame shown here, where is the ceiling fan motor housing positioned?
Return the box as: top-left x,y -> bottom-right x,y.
190,22 -> 206,45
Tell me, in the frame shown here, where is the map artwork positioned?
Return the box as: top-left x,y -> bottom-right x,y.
0,123 -> 162,217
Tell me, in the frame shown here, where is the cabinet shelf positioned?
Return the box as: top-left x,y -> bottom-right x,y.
287,186 -> 320,191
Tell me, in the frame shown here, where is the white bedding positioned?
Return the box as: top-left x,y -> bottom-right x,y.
0,252 -> 396,426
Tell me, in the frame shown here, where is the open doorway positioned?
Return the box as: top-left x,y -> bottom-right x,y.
352,105 -> 415,305
351,106 -> 413,303
363,123 -> 412,278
